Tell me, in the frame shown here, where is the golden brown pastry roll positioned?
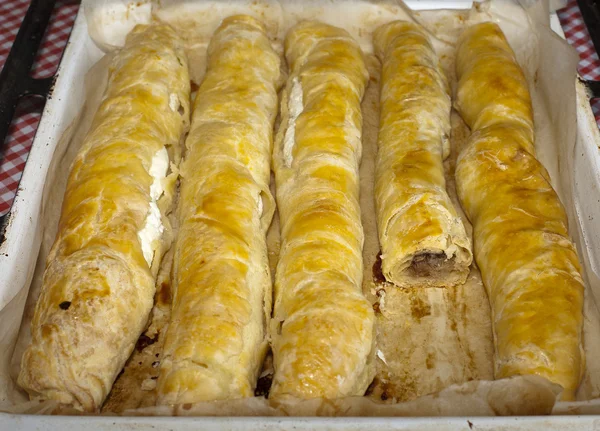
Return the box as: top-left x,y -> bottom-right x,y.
156,15 -> 281,404
373,21 -> 472,288
454,22 -> 584,400
17,24 -> 190,412
270,21 -> 375,401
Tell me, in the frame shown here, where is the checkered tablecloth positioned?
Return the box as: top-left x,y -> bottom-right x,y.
0,0 -> 599,217
0,0 -> 79,216
558,1 -> 600,122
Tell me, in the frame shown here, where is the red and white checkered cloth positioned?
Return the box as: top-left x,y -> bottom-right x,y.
558,0 -> 600,122
0,0 -> 599,217
0,0 -> 79,216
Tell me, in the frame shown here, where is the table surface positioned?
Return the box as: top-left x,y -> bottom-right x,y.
0,0 -> 598,217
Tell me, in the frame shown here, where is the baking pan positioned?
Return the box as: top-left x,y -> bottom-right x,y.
1,1 -> 600,429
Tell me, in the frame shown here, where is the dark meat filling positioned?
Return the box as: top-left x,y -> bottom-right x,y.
408,252 -> 449,277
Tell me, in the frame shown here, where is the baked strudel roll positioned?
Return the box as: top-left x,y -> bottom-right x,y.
373,21 -> 472,288
156,15 -> 281,404
270,21 -> 375,401
18,23 -> 190,411
454,22 -> 584,400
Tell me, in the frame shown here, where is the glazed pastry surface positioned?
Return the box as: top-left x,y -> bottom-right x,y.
373,21 -> 472,288
18,23 -> 190,412
454,22 -> 584,400
157,15 -> 280,404
270,21 -> 375,401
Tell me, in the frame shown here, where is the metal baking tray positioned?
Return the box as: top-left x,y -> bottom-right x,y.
1,0 -> 600,429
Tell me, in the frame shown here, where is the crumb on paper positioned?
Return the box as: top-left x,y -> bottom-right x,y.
141,378 -> 157,391
376,288 -> 386,310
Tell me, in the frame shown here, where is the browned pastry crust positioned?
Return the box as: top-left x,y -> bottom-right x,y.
270,21 -> 375,401
373,21 -> 472,288
454,22 -> 584,400
156,15 -> 281,404
17,23 -> 190,412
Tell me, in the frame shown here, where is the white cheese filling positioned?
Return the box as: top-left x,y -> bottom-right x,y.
283,77 -> 303,167
376,349 -> 389,366
138,147 -> 169,267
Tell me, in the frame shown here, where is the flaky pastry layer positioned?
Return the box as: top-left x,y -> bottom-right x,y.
270,21 -> 375,401
373,21 -> 472,288
156,15 -> 281,405
18,23 -> 190,412
454,22 -> 584,400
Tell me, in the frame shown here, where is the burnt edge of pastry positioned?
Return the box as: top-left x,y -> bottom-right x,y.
135,333 -> 158,352
255,374 -> 273,398
58,301 -> 71,310
372,252 -> 386,284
